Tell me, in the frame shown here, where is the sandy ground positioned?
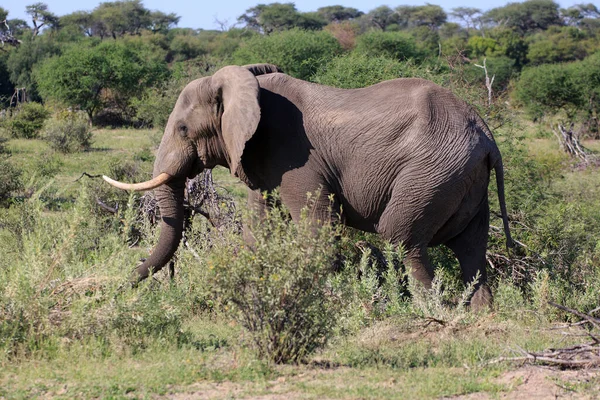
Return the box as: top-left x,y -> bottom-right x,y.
162,366 -> 600,400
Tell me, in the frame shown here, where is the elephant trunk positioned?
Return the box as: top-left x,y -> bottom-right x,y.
131,178 -> 186,285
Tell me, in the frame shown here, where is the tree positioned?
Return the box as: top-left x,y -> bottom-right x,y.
395,4 -> 447,30
148,11 -> 179,34
169,34 -> 207,61
89,0 -> 153,39
60,11 -> 94,37
238,3 -> 325,34
6,34 -> 61,99
451,7 -> 482,33
366,6 -> 397,31
25,3 -> 58,37
562,3 -> 600,26
527,26 -> 589,65
483,0 -> 562,36
35,40 -> 168,120
316,6 -> 363,23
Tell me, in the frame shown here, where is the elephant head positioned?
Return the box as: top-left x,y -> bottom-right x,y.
103,64 -> 282,283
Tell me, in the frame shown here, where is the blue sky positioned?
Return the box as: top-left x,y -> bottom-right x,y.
3,0 -> 587,31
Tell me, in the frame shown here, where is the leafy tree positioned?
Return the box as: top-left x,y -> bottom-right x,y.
467,36 -> 498,57
316,6 -> 363,23
483,0 -> 562,36
238,3 -> 326,34
148,11 -> 179,34
88,0 -> 156,39
35,40 -> 168,120
562,3 -> 600,26
439,22 -> 467,41
25,3 -> 58,37
488,28 -> 529,69
366,6 -> 398,31
233,29 -> 341,79
169,35 -> 207,61
450,7 -> 482,32
60,11 -> 94,37
527,26 -> 589,64
395,4 -> 447,30
7,19 -> 31,36
6,34 -> 61,100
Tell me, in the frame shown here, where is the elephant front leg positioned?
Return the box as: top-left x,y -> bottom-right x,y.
405,247 -> 435,288
243,188 -> 277,246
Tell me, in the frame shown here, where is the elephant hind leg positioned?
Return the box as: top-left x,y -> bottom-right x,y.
445,198 -> 491,310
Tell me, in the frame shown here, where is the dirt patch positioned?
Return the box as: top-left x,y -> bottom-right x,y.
451,366 -> 600,399
162,378 -> 320,400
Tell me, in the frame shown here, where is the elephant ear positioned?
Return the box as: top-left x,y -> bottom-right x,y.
211,65 -> 261,177
244,63 -> 283,76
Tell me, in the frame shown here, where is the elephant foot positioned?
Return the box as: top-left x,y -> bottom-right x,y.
469,284 -> 492,311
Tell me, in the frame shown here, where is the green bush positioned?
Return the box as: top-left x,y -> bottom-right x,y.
313,53 -> 444,89
133,59 -> 218,129
208,198 -> 341,363
42,111 -> 93,153
354,31 -> 420,61
513,54 -> 600,131
1,102 -> 50,139
0,138 -> 22,205
513,62 -> 582,120
232,28 -> 342,80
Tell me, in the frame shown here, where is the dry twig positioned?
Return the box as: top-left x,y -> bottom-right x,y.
489,302 -> 600,368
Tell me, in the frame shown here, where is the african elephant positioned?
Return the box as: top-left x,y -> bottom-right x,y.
104,63 -> 513,309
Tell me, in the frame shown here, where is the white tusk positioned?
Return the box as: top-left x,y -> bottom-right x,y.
102,172 -> 172,191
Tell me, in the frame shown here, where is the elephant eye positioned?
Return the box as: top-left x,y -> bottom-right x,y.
178,124 -> 188,137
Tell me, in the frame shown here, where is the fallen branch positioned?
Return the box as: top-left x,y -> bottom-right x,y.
489,303 -> 600,368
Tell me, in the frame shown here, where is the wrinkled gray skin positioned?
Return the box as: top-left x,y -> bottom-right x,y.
134,63 -> 513,309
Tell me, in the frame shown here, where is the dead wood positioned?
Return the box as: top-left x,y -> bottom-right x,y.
552,123 -> 593,165
489,302 -> 600,369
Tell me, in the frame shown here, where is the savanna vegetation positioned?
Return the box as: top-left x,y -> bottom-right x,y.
1,0 -> 600,398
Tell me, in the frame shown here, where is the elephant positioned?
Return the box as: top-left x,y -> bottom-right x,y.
103,63 -> 513,309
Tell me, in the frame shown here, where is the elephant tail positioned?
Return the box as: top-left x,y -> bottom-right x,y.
491,151 -> 515,250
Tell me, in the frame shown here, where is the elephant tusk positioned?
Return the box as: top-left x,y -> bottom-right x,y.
102,172 -> 172,191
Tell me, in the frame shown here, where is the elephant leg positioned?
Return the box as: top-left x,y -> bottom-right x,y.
405,246 -> 435,288
445,198 -> 491,310
243,188 -> 273,246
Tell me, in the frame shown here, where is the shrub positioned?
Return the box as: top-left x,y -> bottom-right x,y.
42,111 -> 93,153
0,138 -> 22,205
133,59 -> 218,129
513,62 -> 582,121
354,31 -> 420,61
232,29 -> 342,80
313,53 -> 444,89
208,198 -> 341,363
1,102 -> 50,139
